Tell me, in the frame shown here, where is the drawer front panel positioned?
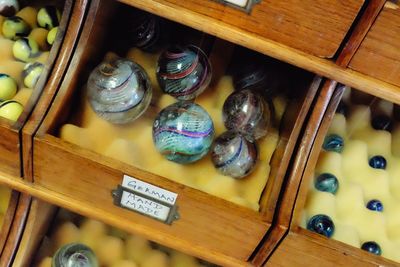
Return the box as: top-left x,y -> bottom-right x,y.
350,3 -> 400,87
158,0 -> 365,58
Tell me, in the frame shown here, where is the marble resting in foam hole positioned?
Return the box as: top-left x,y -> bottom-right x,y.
59,48 -> 288,211
0,7 -> 51,109
302,89 -> 400,262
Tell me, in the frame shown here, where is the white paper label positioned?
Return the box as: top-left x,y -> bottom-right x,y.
120,191 -> 171,221
223,0 -> 248,7
122,175 -> 178,205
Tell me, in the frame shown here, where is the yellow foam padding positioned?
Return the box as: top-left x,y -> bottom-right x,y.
0,38 -> 14,61
110,260 -> 138,267
51,221 -> 80,252
0,60 -> 24,86
16,7 -> 38,29
95,235 -> 124,266
79,219 -> 108,249
59,48 -> 284,210
170,251 -> 200,267
125,235 -> 153,264
303,97 -> 400,262
37,257 -> 52,267
141,250 -> 168,267
29,28 -> 49,51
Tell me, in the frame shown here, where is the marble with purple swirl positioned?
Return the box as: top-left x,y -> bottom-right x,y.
156,45 -> 211,100
87,58 -> 152,124
222,89 -> 270,139
152,101 -> 214,164
211,130 -> 258,179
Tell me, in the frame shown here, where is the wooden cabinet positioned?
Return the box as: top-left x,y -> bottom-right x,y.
0,0 -> 399,266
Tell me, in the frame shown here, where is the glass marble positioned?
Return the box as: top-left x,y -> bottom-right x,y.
87,58 -> 152,124
307,214 -> 335,238
0,74 -> 17,101
156,45 -> 211,100
52,243 -> 98,267
0,100 -> 23,122
0,0 -> 19,16
322,134 -> 344,153
361,241 -> 382,256
153,101 -> 214,164
211,131 -> 258,179
369,155 -> 387,169
371,115 -> 392,131
128,12 -> 162,52
314,173 -> 339,194
366,199 -> 383,212
22,62 -> 44,89
222,89 -> 270,140
13,37 -> 40,62
2,16 -> 30,40
37,6 -> 61,30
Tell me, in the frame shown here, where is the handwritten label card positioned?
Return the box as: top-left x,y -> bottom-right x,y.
112,175 -> 179,224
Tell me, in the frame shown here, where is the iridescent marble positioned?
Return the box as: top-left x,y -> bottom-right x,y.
87,58 -> 152,124
52,243 -> 98,267
129,13 -> 162,52
369,155 -> 387,170
361,241 -> 382,256
37,6 -> 61,30
371,115 -> 392,131
211,131 -> 258,179
22,62 -> 44,88
366,199 -> 383,212
153,101 -> 214,164
314,173 -> 339,194
322,134 -> 344,153
222,89 -> 270,140
306,214 -> 335,238
156,45 -> 211,100
0,0 -> 19,16
2,16 -> 30,40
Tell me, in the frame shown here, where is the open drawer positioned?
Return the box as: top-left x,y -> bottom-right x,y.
12,199 -> 217,267
268,83 -> 400,266
0,0 -> 88,177
118,0 -> 365,59
32,0 -> 322,265
349,1 -> 400,88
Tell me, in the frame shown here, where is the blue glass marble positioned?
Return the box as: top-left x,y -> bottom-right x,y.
153,101 -> 214,164
156,45 -> 211,100
222,89 -> 270,140
87,58 -> 152,124
314,173 -> 339,194
369,155 -> 387,170
322,134 -> 344,153
366,199 -> 383,212
307,214 -> 335,238
52,243 -> 98,267
371,115 -> 392,131
211,131 -> 258,179
361,241 -> 382,256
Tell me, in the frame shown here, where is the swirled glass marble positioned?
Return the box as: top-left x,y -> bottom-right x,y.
369,155 -> 387,169
87,58 -> 152,124
52,243 -> 98,267
129,12 -> 162,52
222,89 -> 269,139
366,199 -> 383,212
307,214 -> 335,238
153,101 -> 214,164
211,131 -> 258,179
156,45 -> 211,100
2,16 -> 30,40
0,0 -> 19,16
314,173 -> 339,194
322,134 -> 344,153
361,241 -> 382,256
371,115 -> 392,131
